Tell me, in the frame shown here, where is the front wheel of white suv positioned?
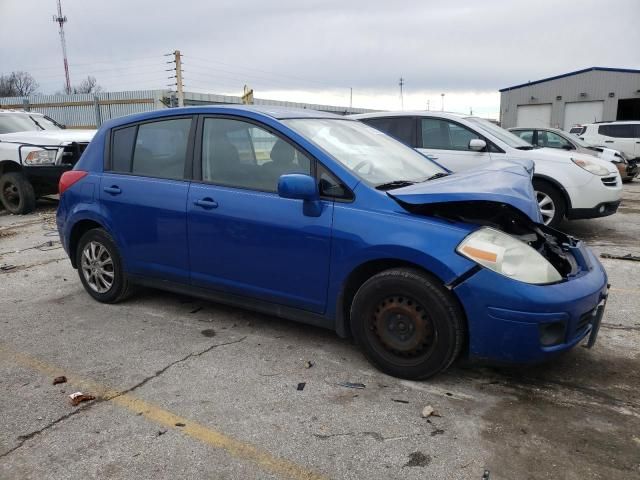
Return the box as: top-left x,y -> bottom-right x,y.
533,179 -> 566,227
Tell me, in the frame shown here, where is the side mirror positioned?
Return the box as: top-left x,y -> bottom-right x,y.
562,144 -> 574,150
277,174 -> 318,201
469,138 -> 487,151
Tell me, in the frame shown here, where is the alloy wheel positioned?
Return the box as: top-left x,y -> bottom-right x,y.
81,241 -> 114,293
536,190 -> 556,225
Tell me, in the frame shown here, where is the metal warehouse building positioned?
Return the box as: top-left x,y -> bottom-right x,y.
499,67 -> 640,130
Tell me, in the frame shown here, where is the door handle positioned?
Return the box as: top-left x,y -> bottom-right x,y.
604,140 -> 614,143
103,185 -> 121,195
193,198 -> 218,209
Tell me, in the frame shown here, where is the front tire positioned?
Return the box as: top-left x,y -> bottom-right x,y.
350,268 -> 465,380
532,179 -> 566,227
75,228 -> 132,303
0,172 -> 36,214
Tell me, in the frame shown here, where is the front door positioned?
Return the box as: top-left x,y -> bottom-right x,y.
187,116 -> 333,313
100,117 -> 194,283
417,117 -> 493,172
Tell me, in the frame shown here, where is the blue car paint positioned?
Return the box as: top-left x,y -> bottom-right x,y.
57,105 -> 608,366
390,160 -> 543,223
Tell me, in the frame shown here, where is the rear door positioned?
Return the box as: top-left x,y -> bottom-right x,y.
101,116 -> 194,283
417,117 -> 492,172
187,116 -> 334,313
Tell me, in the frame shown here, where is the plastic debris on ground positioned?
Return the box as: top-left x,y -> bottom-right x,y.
69,392 -> 96,406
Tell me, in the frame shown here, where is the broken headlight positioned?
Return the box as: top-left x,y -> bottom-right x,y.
456,227 -> 562,284
24,149 -> 58,166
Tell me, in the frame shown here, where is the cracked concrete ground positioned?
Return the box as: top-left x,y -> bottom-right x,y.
1,183 -> 639,479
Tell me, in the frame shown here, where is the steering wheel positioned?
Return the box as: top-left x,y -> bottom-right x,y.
353,159 -> 374,174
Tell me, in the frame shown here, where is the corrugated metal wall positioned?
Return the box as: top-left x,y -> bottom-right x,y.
1,90 -> 374,128
0,90 -> 161,128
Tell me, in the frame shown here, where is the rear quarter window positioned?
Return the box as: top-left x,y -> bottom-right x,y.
598,124 -> 636,138
110,126 -> 136,172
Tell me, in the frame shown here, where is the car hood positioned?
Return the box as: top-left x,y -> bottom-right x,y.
0,129 -> 96,145
388,161 -> 542,223
514,147 -> 619,174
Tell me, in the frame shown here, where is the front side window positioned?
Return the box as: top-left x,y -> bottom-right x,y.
420,118 -> 481,151
538,131 -> 573,149
283,119 -> 444,187
361,117 -> 415,146
201,118 -> 311,192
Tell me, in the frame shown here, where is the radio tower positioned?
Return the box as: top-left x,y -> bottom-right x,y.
53,0 -> 71,94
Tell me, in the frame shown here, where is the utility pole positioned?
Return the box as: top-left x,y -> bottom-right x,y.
53,0 -> 71,94
399,77 -> 405,110
350,88 -> 353,109
165,50 -> 184,107
426,99 -> 430,111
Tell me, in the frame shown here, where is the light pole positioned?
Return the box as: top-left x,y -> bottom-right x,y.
441,93 -> 445,112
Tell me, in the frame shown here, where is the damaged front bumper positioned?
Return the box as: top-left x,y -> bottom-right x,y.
453,240 -> 609,364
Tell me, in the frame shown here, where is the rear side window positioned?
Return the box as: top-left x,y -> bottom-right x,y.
361,117 -> 416,146
598,124 -> 636,138
569,126 -> 585,135
111,126 -> 136,173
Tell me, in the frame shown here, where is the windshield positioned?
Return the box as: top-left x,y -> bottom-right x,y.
466,117 -> 533,149
0,113 -> 62,134
283,118 -> 445,187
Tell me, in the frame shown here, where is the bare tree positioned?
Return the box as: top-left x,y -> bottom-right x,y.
0,71 -> 39,97
9,71 -> 39,96
72,75 -> 102,94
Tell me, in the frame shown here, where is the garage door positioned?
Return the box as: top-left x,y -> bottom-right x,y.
516,104 -> 552,127
563,101 -> 604,131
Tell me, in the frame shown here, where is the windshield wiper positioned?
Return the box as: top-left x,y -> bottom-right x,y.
375,180 -> 416,190
515,146 -> 535,150
29,116 -> 45,130
426,172 -> 450,181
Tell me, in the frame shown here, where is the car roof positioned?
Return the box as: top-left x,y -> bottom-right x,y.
100,105 -> 350,130
350,110 -> 469,121
582,120 -> 640,126
510,126 -> 567,134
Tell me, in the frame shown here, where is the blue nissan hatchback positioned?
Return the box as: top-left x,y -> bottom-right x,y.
57,106 -> 609,379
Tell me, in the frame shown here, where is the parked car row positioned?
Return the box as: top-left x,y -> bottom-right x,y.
509,126 -> 638,183
351,111 -> 623,226
55,105 -> 610,379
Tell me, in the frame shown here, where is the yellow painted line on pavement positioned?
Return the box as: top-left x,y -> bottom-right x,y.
610,287 -> 640,293
0,344 -> 326,480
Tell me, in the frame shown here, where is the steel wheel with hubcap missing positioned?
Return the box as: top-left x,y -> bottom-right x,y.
371,295 -> 437,360
81,241 -> 114,293
350,268 -> 464,379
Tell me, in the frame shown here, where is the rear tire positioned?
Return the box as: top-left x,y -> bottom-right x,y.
350,268 -> 465,380
0,172 -> 36,214
532,179 -> 566,227
75,228 -> 133,303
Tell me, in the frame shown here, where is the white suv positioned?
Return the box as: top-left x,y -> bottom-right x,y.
351,112 -> 622,226
575,121 -> 640,161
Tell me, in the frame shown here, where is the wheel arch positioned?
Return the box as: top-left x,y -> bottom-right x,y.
0,160 -> 23,176
334,257 -> 469,342
68,218 -> 108,268
532,174 -> 572,211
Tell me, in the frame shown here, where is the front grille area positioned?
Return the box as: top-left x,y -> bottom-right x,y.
61,142 -> 89,166
601,176 -> 618,187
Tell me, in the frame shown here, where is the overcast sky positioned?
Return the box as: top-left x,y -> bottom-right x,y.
1,0 -> 639,117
